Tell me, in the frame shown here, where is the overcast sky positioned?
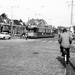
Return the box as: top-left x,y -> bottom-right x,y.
0,0 -> 75,27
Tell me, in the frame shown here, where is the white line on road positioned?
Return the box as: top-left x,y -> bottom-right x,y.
41,40 -> 46,42
48,41 -> 52,42
54,41 -> 58,43
10,39 -> 35,42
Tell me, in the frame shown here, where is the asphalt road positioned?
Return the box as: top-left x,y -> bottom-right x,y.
0,37 -> 74,75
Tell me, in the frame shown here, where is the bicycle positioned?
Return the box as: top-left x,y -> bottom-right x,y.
62,48 -> 69,67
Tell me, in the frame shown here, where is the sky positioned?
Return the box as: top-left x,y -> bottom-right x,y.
0,0 -> 75,27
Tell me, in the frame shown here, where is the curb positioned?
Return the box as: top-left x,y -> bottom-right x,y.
70,53 -> 75,56
70,53 -> 75,70
71,44 -> 75,48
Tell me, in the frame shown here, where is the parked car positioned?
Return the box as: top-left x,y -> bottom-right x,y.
0,32 -> 11,39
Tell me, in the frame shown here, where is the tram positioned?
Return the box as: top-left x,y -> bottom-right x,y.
26,25 -> 55,38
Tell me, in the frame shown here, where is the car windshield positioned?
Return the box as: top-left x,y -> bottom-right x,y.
0,32 -> 8,35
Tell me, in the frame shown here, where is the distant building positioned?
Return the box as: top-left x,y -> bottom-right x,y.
0,14 -> 26,36
0,15 -> 10,33
12,20 -> 26,35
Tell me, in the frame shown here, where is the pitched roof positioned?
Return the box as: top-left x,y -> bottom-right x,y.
13,20 -> 21,25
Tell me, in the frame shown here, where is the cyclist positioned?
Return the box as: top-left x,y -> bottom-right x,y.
58,28 -> 72,59
25,32 -> 28,40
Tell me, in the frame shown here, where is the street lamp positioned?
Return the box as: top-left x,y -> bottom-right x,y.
71,0 -> 73,25
67,0 -> 74,25
11,5 -> 19,36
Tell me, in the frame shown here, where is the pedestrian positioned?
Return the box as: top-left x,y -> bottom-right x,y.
25,32 -> 28,40
58,28 -> 72,58
20,32 -> 26,39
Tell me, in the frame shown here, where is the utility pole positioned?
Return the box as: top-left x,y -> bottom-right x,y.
11,5 -> 19,37
11,6 -> 13,37
71,0 -> 73,25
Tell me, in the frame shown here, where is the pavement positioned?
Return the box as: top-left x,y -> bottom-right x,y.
66,41 -> 75,75
5,36 -> 75,74
70,40 -> 75,65
0,37 -> 66,75
12,36 -> 75,65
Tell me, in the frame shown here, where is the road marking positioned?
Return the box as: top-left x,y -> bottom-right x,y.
41,40 -> 46,42
10,39 -> 35,42
48,41 -> 52,42
36,40 -> 41,42
41,50 -> 60,53
36,40 -> 39,41
35,40 -> 58,44
54,41 -> 58,43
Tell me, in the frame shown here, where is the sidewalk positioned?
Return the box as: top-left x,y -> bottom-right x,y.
71,40 -> 75,48
66,56 -> 75,75
70,40 -> 75,64
67,41 -> 75,75
70,52 -> 75,71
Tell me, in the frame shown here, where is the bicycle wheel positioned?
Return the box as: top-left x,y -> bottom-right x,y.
66,54 -> 69,64
65,54 -> 67,67
65,53 -> 69,65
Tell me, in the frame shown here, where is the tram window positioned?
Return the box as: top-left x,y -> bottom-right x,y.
47,29 -> 50,32
46,29 -> 49,32
38,28 -> 42,32
28,28 -> 37,32
48,29 -> 50,32
30,30 -> 33,32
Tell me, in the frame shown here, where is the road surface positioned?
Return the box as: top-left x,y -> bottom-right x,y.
0,37 -> 74,75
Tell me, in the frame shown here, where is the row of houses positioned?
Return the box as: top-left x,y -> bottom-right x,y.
0,14 -> 26,36
0,13 -> 56,36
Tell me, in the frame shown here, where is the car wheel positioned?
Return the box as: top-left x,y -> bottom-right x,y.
3,37 -> 5,40
8,37 -> 11,39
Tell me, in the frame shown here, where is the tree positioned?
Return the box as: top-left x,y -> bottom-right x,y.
0,13 -> 11,24
1,13 -> 7,19
19,19 -> 26,26
26,18 -> 47,26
